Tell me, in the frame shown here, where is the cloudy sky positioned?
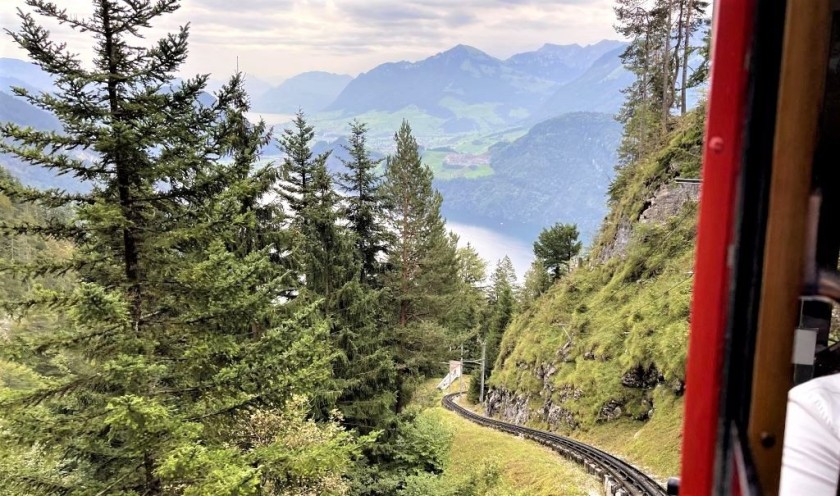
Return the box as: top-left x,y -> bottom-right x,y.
0,0 -> 618,83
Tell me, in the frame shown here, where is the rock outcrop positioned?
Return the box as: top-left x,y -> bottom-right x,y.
486,388 -> 531,425
640,181 -> 700,224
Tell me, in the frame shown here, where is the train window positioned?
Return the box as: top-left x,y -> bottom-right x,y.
776,5 -> 840,495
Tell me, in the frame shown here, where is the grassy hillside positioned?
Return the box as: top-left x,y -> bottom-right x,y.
410,380 -> 598,495
487,108 -> 705,479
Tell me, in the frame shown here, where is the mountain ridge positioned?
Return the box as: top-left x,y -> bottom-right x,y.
252,71 -> 352,114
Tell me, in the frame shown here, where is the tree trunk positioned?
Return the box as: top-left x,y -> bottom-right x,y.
101,2 -> 142,330
672,0 -> 685,112
641,18 -> 651,157
680,0 -> 694,115
661,0 -> 674,133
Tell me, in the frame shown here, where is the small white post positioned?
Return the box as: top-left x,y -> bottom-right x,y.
459,343 -> 464,396
480,340 -> 486,404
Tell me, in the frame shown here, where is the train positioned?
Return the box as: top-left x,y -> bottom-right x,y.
678,0 -> 840,494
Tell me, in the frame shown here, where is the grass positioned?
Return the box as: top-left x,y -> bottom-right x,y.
427,407 -> 600,496
412,379 -> 599,495
485,108 -> 706,483
449,128 -> 529,155
573,391 -> 684,480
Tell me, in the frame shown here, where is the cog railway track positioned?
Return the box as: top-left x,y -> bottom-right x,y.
442,393 -> 666,496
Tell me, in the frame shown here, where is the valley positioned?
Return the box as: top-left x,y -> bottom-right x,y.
2,37 -> 633,250
0,0 -> 710,494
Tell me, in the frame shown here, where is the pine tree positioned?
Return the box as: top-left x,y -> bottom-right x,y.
381,121 -> 459,410
533,223 -> 582,281
450,243 -> 488,338
305,160 -> 353,300
484,257 -> 517,384
614,0 -> 709,165
521,259 -> 552,307
278,122 -> 398,437
0,2 -> 335,493
614,0 -> 665,165
331,279 -> 398,432
278,110 -> 329,226
382,121 -> 458,327
337,120 -> 388,286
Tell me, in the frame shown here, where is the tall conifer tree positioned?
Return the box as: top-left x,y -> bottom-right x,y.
277,110 -> 329,226
380,121 -> 459,410
0,2 -> 334,493
337,120 -> 388,286
382,121 -> 458,327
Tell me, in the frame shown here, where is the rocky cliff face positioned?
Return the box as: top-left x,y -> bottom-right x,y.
597,180 -> 699,263
640,182 -> 700,225
485,363 -> 672,430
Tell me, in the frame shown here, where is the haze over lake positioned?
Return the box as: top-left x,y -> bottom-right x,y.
448,221 -> 533,279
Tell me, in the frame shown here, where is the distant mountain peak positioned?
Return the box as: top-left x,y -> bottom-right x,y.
538,43 -> 583,51
434,44 -> 496,61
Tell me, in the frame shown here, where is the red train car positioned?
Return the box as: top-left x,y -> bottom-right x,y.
679,0 -> 840,494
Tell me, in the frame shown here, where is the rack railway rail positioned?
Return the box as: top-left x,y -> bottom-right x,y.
442,393 -> 666,496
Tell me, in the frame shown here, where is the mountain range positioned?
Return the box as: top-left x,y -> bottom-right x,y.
253,72 -> 353,114
319,42 -> 630,136
0,41 -> 636,246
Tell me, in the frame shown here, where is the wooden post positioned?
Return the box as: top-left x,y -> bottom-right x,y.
747,2 -> 831,493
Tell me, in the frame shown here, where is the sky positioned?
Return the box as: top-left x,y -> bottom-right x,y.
0,0 -> 617,84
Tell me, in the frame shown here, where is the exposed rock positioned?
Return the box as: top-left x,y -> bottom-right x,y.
583,351 -> 596,361
670,378 -> 686,396
535,362 -> 557,381
0,317 -> 11,340
634,398 -> 654,421
557,384 -> 583,402
620,365 -> 662,389
639,181 -> 700,224
485,388 -> 530,425
557,339 -> 574,362
597,220 -> 632,263
597,180 -> 699,264
598,399 -> 624,422
543,401 -> 578,430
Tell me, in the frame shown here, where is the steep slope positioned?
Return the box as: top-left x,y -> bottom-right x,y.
535,46 -> 633,121
0,91 -> 82,191
436,112 -> 621,243
0,91 -> 60,131
253,71 -> 352,113
505,40 -> 625,84
0,58 -> 55,94
485,109 -> 705,478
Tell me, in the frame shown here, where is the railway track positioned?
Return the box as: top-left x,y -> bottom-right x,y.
442,393 -> 666,496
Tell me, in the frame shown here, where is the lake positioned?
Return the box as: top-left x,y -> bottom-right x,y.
447,221 -> 533,280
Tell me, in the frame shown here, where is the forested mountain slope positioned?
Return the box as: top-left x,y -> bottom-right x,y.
485,108 -> 705,478
436,112 -> 622,243
0,3 -> 491,494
